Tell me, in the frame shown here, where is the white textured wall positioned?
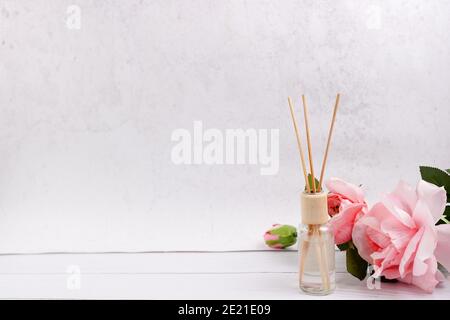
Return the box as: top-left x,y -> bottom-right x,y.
0,0 -> 449,253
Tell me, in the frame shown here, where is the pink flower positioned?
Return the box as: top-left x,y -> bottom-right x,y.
327,193 -> 342,217
352,180 -> 450,292
326,178 -> 368,245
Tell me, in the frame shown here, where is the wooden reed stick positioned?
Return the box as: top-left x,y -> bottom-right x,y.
313,226 -> 329,290
301,95 -> 316,193
288,97 -> 311,193
299,225 -> 313,284
299,237 -> 309,283
317,228 -> 331,290
318,94 -> 340,192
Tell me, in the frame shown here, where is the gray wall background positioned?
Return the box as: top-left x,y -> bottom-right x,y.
0,0 -> 449,253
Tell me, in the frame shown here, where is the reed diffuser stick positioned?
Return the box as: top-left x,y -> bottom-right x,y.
319,229 -> 331,290
287,97 -> 311,192
301,95 -> 316,192
318,94 -> 340,192
313,225 -> 329,289
299,235 -> 309,283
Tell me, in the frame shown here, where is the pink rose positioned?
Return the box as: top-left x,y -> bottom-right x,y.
326,178 -> 368,245
352,180 -> 450,292
327,193 -> 342,217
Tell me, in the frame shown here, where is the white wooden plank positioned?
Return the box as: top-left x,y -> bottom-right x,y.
0,272 -> 448,300
0,251 -> 347,274
0,251 -> 448,299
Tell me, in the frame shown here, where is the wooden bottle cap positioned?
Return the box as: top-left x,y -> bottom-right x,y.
300,192 -> 329,225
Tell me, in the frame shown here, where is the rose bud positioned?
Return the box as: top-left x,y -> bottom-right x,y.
264,224 -> 297,249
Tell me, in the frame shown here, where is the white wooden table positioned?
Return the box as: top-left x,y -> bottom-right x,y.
0,251 -> 448,299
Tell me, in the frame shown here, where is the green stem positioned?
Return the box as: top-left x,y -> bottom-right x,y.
440,216 -> 450,224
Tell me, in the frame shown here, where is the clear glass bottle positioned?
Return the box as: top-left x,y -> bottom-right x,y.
298,192 -> 335,295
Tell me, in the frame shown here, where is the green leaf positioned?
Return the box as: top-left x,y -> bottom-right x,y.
346,244 -> 368,280
436,206 -> 450,225
419,166 -> 450,194
305,174 -> 320,191
446,169 -> 450,174
337,242 -> 350,251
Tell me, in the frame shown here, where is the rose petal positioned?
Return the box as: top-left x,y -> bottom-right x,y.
327,193 -> 342,217
352,217 -> 378,264
382,200 -> 416,228
382,267 -> 401,279
329,203 -> 366,245
399,227 -> 424,277
417,180 -> 447,224
366,226 -> 391,248
401,256 -> 439,293
413,199 -> 435,229
435,224 -> 450,272
386,180 -> 418,214
372,246 -> 401,277
380,212 -> 414,250
413,226 -> 437,276
325,177 -> 365,203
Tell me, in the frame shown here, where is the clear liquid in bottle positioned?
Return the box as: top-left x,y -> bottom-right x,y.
298,223 -> 335,295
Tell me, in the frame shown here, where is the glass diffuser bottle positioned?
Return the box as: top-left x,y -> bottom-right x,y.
298,191 -> 335,295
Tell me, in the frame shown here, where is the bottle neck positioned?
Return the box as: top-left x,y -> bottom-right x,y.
300,192 -> 329,225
